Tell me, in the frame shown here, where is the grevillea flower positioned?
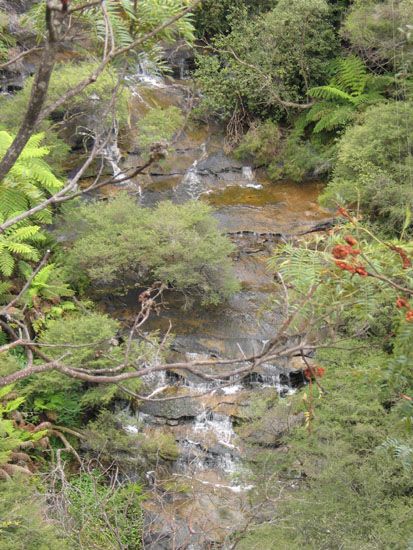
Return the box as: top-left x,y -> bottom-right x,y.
344,235 -> 358,246
396,297 -> 409,309
332,245 -> 361,259
354,266 -> 368,277
335,260 -> 356,273
390,245 -> 412,269
337,207 -> 351,219
304,367 -> 326,380
332,245 -> 352,259
405,310 -> 413,322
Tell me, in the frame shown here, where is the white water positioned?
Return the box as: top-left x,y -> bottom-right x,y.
181,159 -> 204,199
241,166 -> 263,189
242,166 -> 254,181
193,410 -> 236,447
103,139 -> 124,181
135,55 -> 165,88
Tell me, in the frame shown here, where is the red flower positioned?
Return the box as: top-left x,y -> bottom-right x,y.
406,310 -> 413,322
337,207 -> 351,219
335,260 -> 356,273
396,297 -> 409,309
344,235 -> 358,246
390,245 -> 412,270
304,367 -> 326,380
354,266 -> 368,277
332,245 -> 351,259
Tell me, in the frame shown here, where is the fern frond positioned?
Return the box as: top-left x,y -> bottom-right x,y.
0,251 -> 14,277
313,105 -> 355,133
332,55 -> 367,96
11,226 -> 41,242
309,86 -> 355,104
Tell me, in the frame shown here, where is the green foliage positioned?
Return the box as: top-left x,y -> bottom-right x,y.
63,194 -> 240,304
20,312 -> 159,424
269,227 -> 413,340
234,119 -> 332,181
84,410 -> 179,471
342,0 -> 413,68
0,131 -> 63,220
194,0 -> 276,38
0,477 -> 71,550
0,131 -> 64,277
136,105 -> 184,152
320,101 -> 413,235
238,346 -> 413,549
26,0 -> 195,66
21,263 -> 74,307
65,471 -> 143,549
0,385 -> 44,468
21,313 -> 119,424
304,56 -> 390,135
234,120 -> 281,166
0,11 -> 16,61
194,0 -> 338,122
0,63 -> 131,153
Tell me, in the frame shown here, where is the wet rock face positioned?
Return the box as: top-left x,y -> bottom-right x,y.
139,396 -> 204,420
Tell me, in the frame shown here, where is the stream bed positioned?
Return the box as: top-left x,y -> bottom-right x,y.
101,68 -> 333,549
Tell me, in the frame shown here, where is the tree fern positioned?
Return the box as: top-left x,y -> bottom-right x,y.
303,56 -> 390,136
330,55 -> 367,96
0,132 -> 61,277
25,263 -> 74,306
0,131 -> 63,222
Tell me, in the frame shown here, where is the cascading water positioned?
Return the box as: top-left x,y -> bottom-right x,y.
135,54 -> 164,88
242,165 -> 263,189
175,143 -> 208,200
103,139 -> 123,180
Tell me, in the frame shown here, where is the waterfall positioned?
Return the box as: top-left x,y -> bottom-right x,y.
135,55 -> 164,88
103,139 -> 123,181
242,166 -> 254,181
242,165 -> 263,189
175,143 -> 209,200
181,160 -> 203,199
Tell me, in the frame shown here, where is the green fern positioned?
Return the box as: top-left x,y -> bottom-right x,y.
26,263 -> 74,306
304,56 -> 390,135
0,131 -> 63,222
382,438 -> 413,468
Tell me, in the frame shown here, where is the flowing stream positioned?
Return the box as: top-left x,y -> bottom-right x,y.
101,63 -> 333,549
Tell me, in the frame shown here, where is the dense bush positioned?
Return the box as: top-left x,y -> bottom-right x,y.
194,0 -> 338,123
342,0 -> 413,68
194,0 -> 276,38
238,346 -> 413,549
0,477 -> 71,550
63,194 -> 240,304
136,105 -> 184,153
20,312 -> 149,425
320,102 -> 413,235
0,63 -> 131,164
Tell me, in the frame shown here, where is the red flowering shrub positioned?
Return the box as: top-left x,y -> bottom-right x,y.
396,297 -> 409,309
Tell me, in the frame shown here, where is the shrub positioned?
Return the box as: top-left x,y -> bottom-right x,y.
136,106 -> 184,153
0,477 -> 71,550
320,102 -> 413,235
63,195 -> 240,304
20,312 -> 146,425
342,0 -> 413,68
195,0 -> 337,122
238,346 -> 413,549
